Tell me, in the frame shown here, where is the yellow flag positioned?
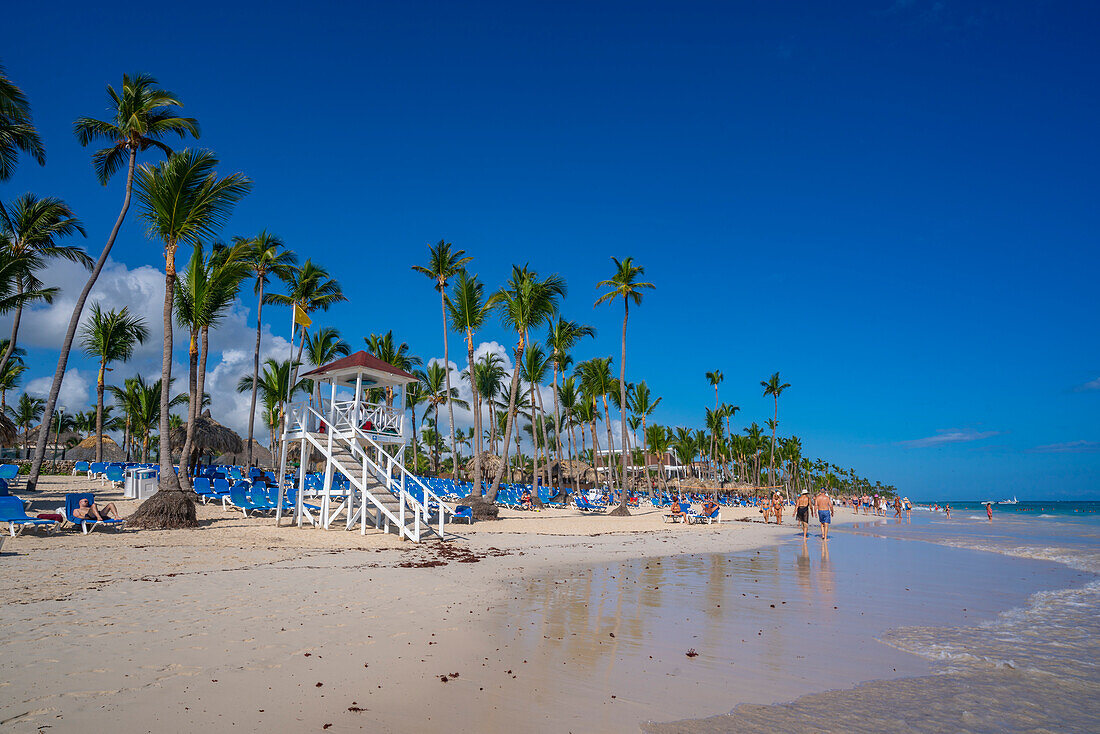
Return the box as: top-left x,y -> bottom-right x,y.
293,303 -> 312,329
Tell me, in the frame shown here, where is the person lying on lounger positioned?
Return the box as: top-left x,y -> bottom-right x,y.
72,498 -> 120,521
702,500 -> 719,517
670,501 -> 684,521
521,489 -> 532,510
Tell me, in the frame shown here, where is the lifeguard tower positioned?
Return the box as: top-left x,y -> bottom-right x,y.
274,351 -> 452,541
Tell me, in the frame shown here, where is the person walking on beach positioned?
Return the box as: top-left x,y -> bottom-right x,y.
795,489 -> 811,539
773,492 -> 784,525
944,504 -> 951,519
815,488 -> 832,540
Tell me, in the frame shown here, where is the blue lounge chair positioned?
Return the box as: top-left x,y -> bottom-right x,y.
224,482 -> 262,516
0,496 -> 58,536
65,493 -> 125,534
73,461 -> 90,475
453,505 -> 473,524
102,465 -> 124,487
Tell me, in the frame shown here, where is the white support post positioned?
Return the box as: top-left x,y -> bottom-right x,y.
354,373 -> 363,431
275,407 -> 291,525
296,439 -> 308,526
297,438 -> 309,528
321,378 -> 337,530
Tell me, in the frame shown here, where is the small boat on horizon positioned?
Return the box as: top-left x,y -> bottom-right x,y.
998,496 -> 1019,505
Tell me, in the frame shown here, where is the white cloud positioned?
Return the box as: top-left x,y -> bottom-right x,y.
0,258 -> 178,357
26,369 -> 90,413
898,429 -> 1001,448
1029,440 -> 1100,454
1075,377 -> 1100,392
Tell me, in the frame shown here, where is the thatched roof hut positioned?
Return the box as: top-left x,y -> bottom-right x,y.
66,435 -> 126,462
0,413 -> 16,447
214,439 -> 274,468
169,410 -> 244,459
462,451 -> 526,482
21,423 -> 82,448
538,459 -> 597,485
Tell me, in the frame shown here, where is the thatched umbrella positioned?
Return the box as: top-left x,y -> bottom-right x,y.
169,410 -> 244,465
214,439 -> 274,468
67,435 -> 126,462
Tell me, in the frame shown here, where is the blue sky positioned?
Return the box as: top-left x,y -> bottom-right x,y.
2,0 -> 1098,499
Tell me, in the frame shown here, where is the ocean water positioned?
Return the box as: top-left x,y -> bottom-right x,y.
651,504 -> 1100,732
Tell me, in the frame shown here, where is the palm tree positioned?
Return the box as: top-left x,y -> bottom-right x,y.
595,256 -> 654,515
761,371 -> 791,490
174,241 -> 250,484
364,330 -> 422,407
238,231 -> 296,467
79,303 -> 148,462
7,392 -> 43,452
129,376 -> 185,462
706,370 -> 723,409
0,339 -> 26,410
267,259 -> 346,397
405,374 -> 427,474
237,359 -> 306,458
520,343 -> 553,487
421,361 -> 468,474
305,326 -> 350,367
545,317 -> 595,490
28,73 -> 198,492
109,377 -> 142,460
412,240 -> 471,480
629,381 -> 661,495
465,352 -> 507,454
130,149 -> 250,527
0,63 -> 46,180
0,193 -> 91,380
484,265 -> 566,503
645,424 -> 671,493
577,357 -> 618,491
446,271 -> 491,493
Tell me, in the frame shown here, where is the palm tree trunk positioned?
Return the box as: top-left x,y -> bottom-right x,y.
534,380 -> 552,492
433,402 -> 441,474
0,285 -> 24,391
602,396 -> 617,491
28,146 -> 137,492
157,252 -> 181,492
411,410 -> 419,473
612,304 -> 631,514
178,329 -> 200,491
441,291 -> 458,480
551,363 -> 563,480
467,337 -> 482,497
95,359 -> 106,463
246,280 -> 264,467
487,340 -> 524,502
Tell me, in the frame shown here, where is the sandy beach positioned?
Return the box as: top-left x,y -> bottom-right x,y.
1,476 -> 806,733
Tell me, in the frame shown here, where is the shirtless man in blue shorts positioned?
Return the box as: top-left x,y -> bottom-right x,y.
815,488 -> 832,540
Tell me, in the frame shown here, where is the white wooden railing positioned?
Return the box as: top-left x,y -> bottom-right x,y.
286,399 -> 404,438
280,401 -> 449,541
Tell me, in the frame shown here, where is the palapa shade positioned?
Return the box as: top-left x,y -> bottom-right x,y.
169,410 -> 244,458
214,439 -> 274,468
20,423 -> 82,447
462,451 -> 526,482
0,413 -> 17,447
66,435 -> 126,462
537,459 -> 597,485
